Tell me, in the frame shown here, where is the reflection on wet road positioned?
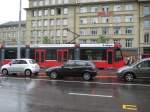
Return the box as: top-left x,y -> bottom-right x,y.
0,77 -> 150,112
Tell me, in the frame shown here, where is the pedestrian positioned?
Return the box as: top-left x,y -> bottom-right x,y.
126,57 -> 130,65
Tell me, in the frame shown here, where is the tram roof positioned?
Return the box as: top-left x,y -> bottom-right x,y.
4,44 -> 117,48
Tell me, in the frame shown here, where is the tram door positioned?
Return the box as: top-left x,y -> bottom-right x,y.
57,49 -> 68,63
34,49 -> 46,63
107,49 -> 113,64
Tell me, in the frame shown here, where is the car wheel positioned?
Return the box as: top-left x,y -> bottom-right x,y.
124,73 -> 134,82
25,69 -> 32,77
83,72 -> 92,81
50,72 -> 58,79
2,69 -> 8,75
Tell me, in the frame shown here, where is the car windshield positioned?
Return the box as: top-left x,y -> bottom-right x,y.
130,60 -> 141,67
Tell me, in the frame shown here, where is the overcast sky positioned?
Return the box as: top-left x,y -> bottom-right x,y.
0,0 -> 29,24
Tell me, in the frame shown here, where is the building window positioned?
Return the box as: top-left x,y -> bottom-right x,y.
56,40 -> 60,44
39,1 -> 44,6
56,19 -> 61,25
113,16 -> 121,23
125,16 -> 133,22
51,0 -> 56,5
90,40 -> 97,44
44,20 -> 48,26
80,7 -> 88,13
32,21 -> 37,28
114,5 -> 121,11
102,27 -> 109,35
56,30 -> 61,36
38,10 -> 43,16
102,5 -> 109,14
44,9 -> 48,16
32,31 -> 37,37
64,8 -> 68,14
125,4 -> 133,11
80,18 -> 88,24
33,1 -> 37,7
144,6 -> 150,16
63,19 -> 68,25
50,30 -> 55,36
90,28 -> 98,36
114,27 -> 121,35
57,0 -> 62,4
50,19 -> 55,26
144,20 -> 150,28
64,0 -> 68,4
45,0 -> 49,5
144,33 -> 149,44
33,10 -> 37,17
38,31 -> 43,37
125,27 -> 133,34
125,39 -> 132,47
80,39 -> 87,44
114,39 -> 120,44
91,6 -> 98,13
38,20 -> 43,27
51,9 -> 55,15
80,28 -> 87,35
90,17 -> 98,24
63,29 -> 67,36
102,17 -> 109,23
44,30 -> 48,36
57,8 -> 61,15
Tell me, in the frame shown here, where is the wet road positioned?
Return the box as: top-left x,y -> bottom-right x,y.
0,76 -> 150,112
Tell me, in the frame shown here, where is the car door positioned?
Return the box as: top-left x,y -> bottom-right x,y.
137,60 -> 150,78
71,61 -> 85,76
62,61 -> 75,76
18,60 -> 28,73
8,60 -> 20,73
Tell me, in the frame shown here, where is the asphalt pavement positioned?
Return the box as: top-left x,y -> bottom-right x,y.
0,73 -> 150,112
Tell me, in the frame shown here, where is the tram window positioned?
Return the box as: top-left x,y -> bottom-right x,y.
80,49 -> 106,60
64,52 -> 68,62
115,49 -> 122,61
30,49 -> 35,59
5,49 -> 17,59
41,52 -> 45,62
46,50 -> 57,60
69,50 -> 74,60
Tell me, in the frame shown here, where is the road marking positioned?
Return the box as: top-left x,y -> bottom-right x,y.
123,104 -> 138,111
68,93 -> 113,98
2,76 -> 150,87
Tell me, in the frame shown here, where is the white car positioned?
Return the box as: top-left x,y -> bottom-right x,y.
1,59 -> 40,76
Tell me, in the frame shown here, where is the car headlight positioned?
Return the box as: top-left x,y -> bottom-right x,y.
117,69 -> 123,73
46,68 -> 51,72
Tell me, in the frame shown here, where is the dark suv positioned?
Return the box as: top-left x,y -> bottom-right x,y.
46,60 -> 97,81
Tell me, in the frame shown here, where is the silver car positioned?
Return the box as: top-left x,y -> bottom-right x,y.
117,58 -> 150,82
1,59 -> 40,76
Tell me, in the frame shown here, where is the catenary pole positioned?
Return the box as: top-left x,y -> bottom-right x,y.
17,0 -> 22,59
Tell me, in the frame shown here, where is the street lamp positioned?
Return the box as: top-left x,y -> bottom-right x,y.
17,0 -> 22,59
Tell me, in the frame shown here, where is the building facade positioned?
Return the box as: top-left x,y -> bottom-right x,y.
0,0 -> 149,59
139,0 -> 150,57
0,21 -> 26,45
25,0 -> 143,58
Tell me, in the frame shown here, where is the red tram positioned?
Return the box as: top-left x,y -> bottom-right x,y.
0,43 -> 125,69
